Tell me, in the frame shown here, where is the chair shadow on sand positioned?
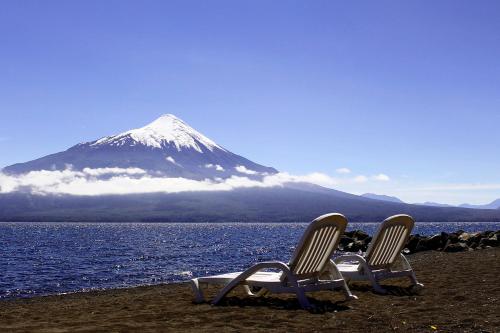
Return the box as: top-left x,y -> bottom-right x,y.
203,295 -> 351,314
193,281 -> 421,313
349,282 -> 422,297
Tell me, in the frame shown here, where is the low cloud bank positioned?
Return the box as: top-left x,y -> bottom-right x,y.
0,167 -> 391,196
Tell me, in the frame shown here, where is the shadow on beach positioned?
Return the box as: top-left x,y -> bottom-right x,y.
210,296 -> 351,314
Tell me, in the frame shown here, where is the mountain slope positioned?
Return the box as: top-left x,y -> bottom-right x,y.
2,114 -> 277,179
1,188 -> 500,222
361,193 -> 405,203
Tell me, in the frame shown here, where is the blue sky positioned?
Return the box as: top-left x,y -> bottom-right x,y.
1,0 -> 499,204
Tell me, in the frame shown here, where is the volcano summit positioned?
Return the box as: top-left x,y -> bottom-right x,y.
3,114 -> 277,180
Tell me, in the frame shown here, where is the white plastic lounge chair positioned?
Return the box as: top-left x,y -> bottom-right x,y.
334,214 -> 424,294
190,213 -> 357,309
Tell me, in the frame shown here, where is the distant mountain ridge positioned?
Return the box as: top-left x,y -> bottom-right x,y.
3,114 -> 277,179
417,202 -> 455,208
459,199 -> 500,210
361,193 -> 405,203
361,193 -> 500,210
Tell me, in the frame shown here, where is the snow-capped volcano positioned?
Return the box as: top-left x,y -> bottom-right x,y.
91,114 -> 225,153
3,114 -> 277,179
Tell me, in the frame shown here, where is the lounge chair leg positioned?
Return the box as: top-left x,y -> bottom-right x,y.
190,279 -> 205,303
340,280 -> 358,301
408,272 -> 424,291
243,285 -> 253,296
398,254 -> 424,290
367,274 -> 387,294
243,285 -> 268,297
212,277 -> 245,305
295,286 -> 312,310
371,281 -> 388,294
324,259 -> 357,301
360,268 -> 387,294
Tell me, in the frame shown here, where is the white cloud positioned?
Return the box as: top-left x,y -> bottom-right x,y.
372,174 -> 390,181
0,171 -> 249,195
205,164 -> 225,171
290,172 -> 339,187
235,165 -> 258,175
1,168 -> 497,205
83,167 -> 146,176
353,175 -> 368,183
336,168 -> 351,174
0,168 -> 150,194
0,168 -> 342,196
402,183 -> 500,192
0,167 -> 399,196
9,167 -> 498,206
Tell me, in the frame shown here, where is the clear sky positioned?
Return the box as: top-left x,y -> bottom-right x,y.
1,0 -> 499,204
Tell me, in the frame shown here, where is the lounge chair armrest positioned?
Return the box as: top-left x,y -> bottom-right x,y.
210,261 -> 294,305
333,254 -> 366,264
234,261 -> 295,283
321,260 -> 344,280
334,254 -> 372,274
249,261 -> 290,271
395,253 -> 412,271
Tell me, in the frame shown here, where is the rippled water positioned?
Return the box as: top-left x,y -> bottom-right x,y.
1,221 -> 498,299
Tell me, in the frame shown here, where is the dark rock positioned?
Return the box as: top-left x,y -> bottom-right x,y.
416,234 -> 443,251
479,234 -> 499,247
361,236 -> 372,249
355,240 -> 366,251
339,236 -> 353,248
341,229 -> 498,255
447,233 -> 459,244
344,240 -> 365,252
352,230 -> 370,240
405,235 -> 421,253
458,232 -> 471,242
481,231 -> 494,239
444,242 -> 468,252
465,232 -> 482,246
344,231 -> 354,238
440,232 -> 450,244
341,230 -> 370,252
345,242 -> 355,251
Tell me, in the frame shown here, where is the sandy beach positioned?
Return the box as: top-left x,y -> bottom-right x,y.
0,248 -> 498,333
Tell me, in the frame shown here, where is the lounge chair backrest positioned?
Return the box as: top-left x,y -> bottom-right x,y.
288,213 -> 347,279
365,214 -> 414,268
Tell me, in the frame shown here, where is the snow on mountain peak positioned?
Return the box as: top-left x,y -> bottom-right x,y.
92,114 -> 225,152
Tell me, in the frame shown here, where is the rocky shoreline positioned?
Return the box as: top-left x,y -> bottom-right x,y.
340,229 -> 500,253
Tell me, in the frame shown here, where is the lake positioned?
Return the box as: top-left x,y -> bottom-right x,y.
1,221 -> 499,299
